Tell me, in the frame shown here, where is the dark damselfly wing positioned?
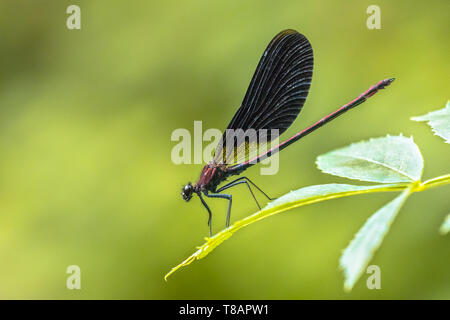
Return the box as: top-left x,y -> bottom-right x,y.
213,29 -> 314,165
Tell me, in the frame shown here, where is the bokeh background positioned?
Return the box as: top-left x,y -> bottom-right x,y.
0,0 -> 448,299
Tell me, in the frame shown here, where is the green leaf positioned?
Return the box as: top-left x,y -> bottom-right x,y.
316,135 -> 423,183
412,101 -> 450,144
165,182 -> 409,280
340,187 -> 412,291
439,214 -> 450,235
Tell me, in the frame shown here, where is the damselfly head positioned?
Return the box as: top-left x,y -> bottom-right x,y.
181,183 -> 194,202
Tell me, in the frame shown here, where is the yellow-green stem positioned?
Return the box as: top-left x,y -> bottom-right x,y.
418,174 -> 450,191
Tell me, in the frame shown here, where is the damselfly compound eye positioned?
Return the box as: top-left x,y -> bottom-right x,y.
181,183 -> 193,202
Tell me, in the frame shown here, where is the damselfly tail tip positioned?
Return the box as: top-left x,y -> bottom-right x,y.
380,78 -> 395,89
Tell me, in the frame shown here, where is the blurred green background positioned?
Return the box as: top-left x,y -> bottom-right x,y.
0,0 -> 448,299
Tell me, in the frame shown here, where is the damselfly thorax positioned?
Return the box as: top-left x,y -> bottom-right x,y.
195,162 -> 228,193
